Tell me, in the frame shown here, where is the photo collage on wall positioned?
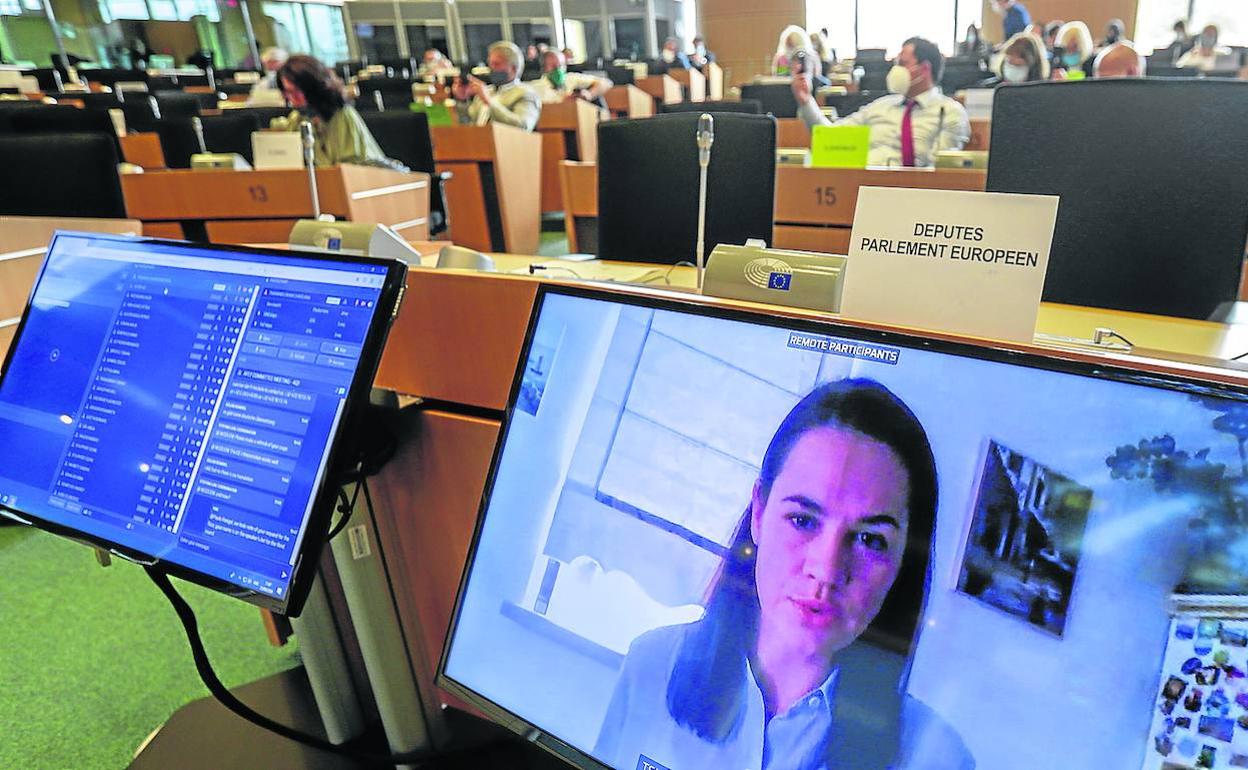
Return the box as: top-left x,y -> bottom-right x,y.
1148,617 -> 1248,770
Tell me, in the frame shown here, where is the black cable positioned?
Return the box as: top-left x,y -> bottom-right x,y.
1103,330 -> 1136,348
326,480 -> 363,542
145,566 -> 432,767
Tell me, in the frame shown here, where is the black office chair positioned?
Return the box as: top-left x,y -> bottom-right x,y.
0,101 -> 59,131
0,133 -> 126,217
857,60 -> 891,92
200,113 -> 262,164
597,112 -> 776,264
218,83 -> 254,97
147,75 -> 179,91
153,90 -> 205,118
356,78 -> 415,111
987,79 -> 1248,320
223,106 -> 291,127
118,95 -> 162,132
77,68 -> 147,90
941,58 -> 988,93
8,104 -> 124,157
359,110 -> 451,236
606,66 -> 636,86
155,118 -> 202,168
824,90 -> 883,117
1145,65 -> 1200,78
739,83 -> 799,118
29,68 -> 64,92
66,92 -> 125,111
662,99 -> 762,114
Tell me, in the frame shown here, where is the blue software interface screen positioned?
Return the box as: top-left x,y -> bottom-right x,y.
446,292 -> 1248,770
0,234 -> 387,602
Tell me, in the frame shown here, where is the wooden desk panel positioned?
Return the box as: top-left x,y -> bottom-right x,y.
121,166 -> 429,243
120,133 -> 166,169
635,74 -> 682,106
0,323 -> 14,363
773,166 -> 987,227
204,219 -> 300,244
0,215 -> 141,252
772,224 -> 853,255
537,100 -> 603,213
668,68 -> 706,102
559,161 -> 598,254
776,118 -> 810,149
369,407 -> 501,737
375,269 -> 539,409
0,252 -> 41,318
705,62 -> 725,100
432,125 -> 541,254
605,84 -> 654,118
436,161 -> 492,252
967,118 -> 991,152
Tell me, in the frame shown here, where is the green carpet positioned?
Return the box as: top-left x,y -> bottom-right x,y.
0,525 -> 301,769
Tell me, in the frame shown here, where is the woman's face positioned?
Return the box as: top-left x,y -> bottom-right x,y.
751,426 -> 910,661
1006,51 -> 1029,68
280,76 -> 307,108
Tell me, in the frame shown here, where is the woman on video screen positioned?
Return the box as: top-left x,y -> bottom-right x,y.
593,379 -> 973,770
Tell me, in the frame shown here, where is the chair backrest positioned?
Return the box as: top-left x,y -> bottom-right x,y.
598,112 -> 776,264
224,106 -> 291,127
824,90 -> 884,117
8,105 -> 122,157
739,83 -> 798,118
78,68 -> 147,89
29,68 -> 63,92
200,113 -> 263,164
986,79 -> 1248,319
155,118 -> 204,169
358,109 -> 434,172
941,59 -> 988,93
118,95 -> 162,132
0,101 -> 57,131
69,92 -> 125,111
606,66 -> 635,85
356,79 -> 415,111
662,99 -> 762,114
0,133 -> 126,217
153,90 -> 202,118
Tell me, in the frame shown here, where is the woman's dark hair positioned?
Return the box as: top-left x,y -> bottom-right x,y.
278,54 -> 347,121
665,378 -> 938,742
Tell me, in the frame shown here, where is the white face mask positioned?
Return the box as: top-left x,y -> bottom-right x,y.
1002,62 -> 1030,83
886,64 -> 912,95
661,49 -> 676,63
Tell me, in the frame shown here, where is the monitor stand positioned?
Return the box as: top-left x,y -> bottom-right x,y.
127,667 -> 569,769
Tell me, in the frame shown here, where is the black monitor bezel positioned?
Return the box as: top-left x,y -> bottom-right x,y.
0,231 -> 408,617
437,281 -> 1248,769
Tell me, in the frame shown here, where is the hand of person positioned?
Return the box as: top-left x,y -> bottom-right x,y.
451,76 -> 472,101
790,71 -> 812,105
467,75 -> 491,105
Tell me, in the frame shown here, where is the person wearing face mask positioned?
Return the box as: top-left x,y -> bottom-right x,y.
996,33 -> 1048,84
1093,42 -> 1146,78
1099,19 -> 1125,49
791,37 -> 970,168
1178,24 -> 1231,71
773,25 -> 813,76
531,50 -> 612,104
991,0 -> 1031,41
452,40 -> 542,131
659,37 -> 693,70
690,36 -> 715,70
1052,20 -> 1094,79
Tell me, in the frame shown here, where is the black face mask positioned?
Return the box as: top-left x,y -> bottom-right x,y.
487,70 -> 511,87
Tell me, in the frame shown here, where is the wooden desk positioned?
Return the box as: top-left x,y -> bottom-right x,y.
119,133 -> 166,169
604,84 -> 653,119
366,258 -> 1248,740
967,118 -> 991,152
121,165 -> 430,244
634,74 -> 682,109
536,99 -> 603,214
553,162 -> 987,258
776,117 -> 810,148
772,166 -> 987,254
704,62 -> 725,100
558,161 -> 598,253
667,67 -> 705,102
432,123 -> 542,254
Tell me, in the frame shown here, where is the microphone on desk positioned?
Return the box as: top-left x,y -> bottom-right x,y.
695,113 -> 714,291
191,116 -> 207,154
300,120 -> 323,220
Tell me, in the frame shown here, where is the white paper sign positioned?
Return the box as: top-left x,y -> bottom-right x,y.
840,186 -> 1059,343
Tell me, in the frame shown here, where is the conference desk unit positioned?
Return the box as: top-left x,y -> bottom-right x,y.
967,118 -> 991,152
120,165 -> 430,245
431,123 -> 542,255
363,256 -> 1248,741
119,133 -> 167,169
772,166 -> 988,254
604,84 -> 654,119
704,62 -> 725,100
557,161 -> 988,256
666,67 -> 705,102
776,117 -> 810,149
535,99 -> 603,214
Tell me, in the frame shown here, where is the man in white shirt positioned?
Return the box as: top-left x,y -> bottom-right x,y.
792,36 -> 970,168
1177,24 -> 1233,71
452,40 -> 542,132
530,50 -> 613,104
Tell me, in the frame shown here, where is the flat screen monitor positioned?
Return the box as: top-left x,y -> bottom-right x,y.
0,232 -> 406,615
442,284 -> 1248,770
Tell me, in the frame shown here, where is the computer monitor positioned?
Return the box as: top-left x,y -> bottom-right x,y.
441,283 -> 1248,769
0,232 -> 406,615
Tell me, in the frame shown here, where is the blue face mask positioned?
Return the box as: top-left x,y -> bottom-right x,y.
488,69 -> 511,87
1061,52 -> 1081,67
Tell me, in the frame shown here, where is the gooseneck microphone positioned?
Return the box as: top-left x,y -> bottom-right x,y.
300,120 -> 322,219
695,113 -> 715,290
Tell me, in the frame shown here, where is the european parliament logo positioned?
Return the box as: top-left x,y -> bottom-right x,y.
743,257 -> 793,291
